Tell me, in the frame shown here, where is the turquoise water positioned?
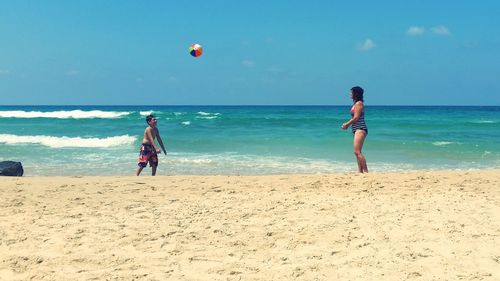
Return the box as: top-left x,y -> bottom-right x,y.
1,106 -> 499,175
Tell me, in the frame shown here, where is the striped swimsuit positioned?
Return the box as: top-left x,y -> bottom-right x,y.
350,103 -> 368,134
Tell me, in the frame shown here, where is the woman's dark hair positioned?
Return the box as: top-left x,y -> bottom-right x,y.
351,86 -> 364,102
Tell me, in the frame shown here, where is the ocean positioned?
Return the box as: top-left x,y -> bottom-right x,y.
0,106 -> 499,176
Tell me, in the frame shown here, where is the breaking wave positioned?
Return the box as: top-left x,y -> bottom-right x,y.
0,134 -> 136,148
0,110 -> 130,119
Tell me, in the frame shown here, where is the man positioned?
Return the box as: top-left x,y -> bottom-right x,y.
136,115 -> 167,176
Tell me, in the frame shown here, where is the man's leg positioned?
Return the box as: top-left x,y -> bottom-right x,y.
136,165 -> 144,176
151,153 -> 159,176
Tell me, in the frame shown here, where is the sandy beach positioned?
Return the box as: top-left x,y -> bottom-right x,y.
1,170 -> 499,280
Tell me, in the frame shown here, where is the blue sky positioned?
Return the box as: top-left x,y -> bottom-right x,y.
0,0 -> 499,105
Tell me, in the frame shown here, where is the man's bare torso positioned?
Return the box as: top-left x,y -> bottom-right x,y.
142,126 -> 158,145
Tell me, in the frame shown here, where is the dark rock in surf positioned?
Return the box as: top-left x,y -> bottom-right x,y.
0,161 -> 24,176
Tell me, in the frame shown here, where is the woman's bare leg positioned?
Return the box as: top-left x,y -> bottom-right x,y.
353,130 -> 368,173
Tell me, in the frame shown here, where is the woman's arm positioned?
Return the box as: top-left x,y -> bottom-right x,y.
342,102 -> 363,129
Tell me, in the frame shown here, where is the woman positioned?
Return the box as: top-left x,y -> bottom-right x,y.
342,86 -> 368,173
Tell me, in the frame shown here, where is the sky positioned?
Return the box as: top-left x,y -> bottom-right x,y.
0,0 -> 499,105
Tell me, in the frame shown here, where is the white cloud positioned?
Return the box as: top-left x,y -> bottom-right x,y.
0,69 -> 11,75
242,60 -> 255,67
407,26 -> 425,36
357,39 -> 376,51
431,25 -> 451,35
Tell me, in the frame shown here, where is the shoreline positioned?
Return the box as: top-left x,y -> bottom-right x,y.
1,169 -> 499,280
12,167 -> 500,178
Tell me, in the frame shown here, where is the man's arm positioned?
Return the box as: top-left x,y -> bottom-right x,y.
155,128 -> 167,154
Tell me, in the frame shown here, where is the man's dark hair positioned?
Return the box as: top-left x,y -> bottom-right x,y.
146,115 -> 156,124
351,86 -> 364,102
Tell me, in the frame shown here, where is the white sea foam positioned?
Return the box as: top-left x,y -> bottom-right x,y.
166,153 -> 353,174
471,120 -> 496,124
163,153 -> 434,175
0,110 -> 130,119
197,111 -> 221,116
482,151 -> 492,158
139,111 -> 154,116
0,134 -> 136,148
174,158 -> 213,164
174,112 -> 185,116
181,121 -> 191,125
432,141 -> 453,146
197,116 -> 218,119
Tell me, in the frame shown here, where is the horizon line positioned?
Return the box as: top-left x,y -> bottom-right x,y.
0,104 -> 499,107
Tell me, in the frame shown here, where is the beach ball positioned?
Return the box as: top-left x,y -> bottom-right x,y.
189,44 -> 203,57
